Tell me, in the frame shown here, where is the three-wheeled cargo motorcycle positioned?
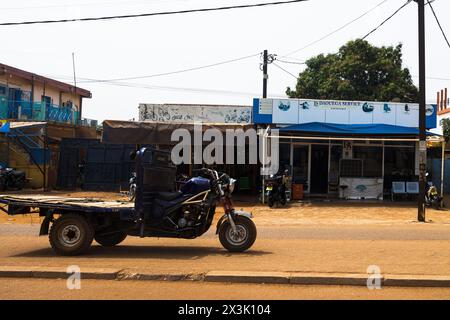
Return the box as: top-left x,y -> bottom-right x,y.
0,148 -> 257,255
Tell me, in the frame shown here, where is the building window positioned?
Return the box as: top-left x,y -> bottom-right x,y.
279,143 -> 291,174
353,146 -> 383,177
292,145 -> 309,184
0,85 -> 6,95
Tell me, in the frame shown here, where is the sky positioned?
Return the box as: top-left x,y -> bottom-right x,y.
0,0 -> 449,122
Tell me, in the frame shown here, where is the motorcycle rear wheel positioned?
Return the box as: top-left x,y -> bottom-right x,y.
95,231 -> 127,247
219,216 -> 257,252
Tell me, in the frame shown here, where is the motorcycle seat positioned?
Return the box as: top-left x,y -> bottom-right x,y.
156,191 -> 183,201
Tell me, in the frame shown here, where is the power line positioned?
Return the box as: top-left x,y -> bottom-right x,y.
0,0 -> 309,26
77,52 -> 260,83
77,78 -> 289,98
275,58 -> 306,65
412,75 -> 450,81
272,62 -> 298,80
283,0 -> 388,57
362,0 -> 412,40
0,0 -> 194,11
427,0 -> 450,49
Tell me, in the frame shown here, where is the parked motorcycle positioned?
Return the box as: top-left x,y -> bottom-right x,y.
0,165 -> 26,191
134,166 -> 257,252
265,171 -> 288,208
425,173 -> 443,209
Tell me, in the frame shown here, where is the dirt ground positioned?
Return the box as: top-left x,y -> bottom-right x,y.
2,278 -> 450,300
0,191 -> 450,226
1,190 -> 450,226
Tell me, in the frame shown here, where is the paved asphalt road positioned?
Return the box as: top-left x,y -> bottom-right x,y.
1,223 -> 450,240
1,223 -> 450,299
2,278 -> 450,300
0,223 -> 449,275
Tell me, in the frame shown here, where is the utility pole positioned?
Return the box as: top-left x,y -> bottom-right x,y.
417,0 -> 426,222
262,50 -> 268,98
261,50 -> 268,204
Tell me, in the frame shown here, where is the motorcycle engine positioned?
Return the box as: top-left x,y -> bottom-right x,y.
177,205 -> 204,228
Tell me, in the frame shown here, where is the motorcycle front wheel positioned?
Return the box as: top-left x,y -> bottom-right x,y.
219,216 -> 257,252
129,185 -> 136,201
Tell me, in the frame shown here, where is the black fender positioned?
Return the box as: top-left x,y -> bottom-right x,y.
215,210 -> 253,235
39,213 -> 54,236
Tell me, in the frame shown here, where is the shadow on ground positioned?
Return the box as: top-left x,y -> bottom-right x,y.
12,244 -> 272,260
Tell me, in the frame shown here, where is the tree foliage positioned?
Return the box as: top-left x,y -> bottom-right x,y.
286,40 -> 419,102
441,118 -> 450,142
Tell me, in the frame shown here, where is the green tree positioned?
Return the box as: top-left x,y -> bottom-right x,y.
441,118 -> 450,142
286,40 -> 419,102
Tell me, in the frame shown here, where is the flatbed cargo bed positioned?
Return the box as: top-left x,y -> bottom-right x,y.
0,194 -> 134,215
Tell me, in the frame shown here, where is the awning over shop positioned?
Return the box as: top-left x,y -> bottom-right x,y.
102,120 -> 254,144
278,122 -> 436,136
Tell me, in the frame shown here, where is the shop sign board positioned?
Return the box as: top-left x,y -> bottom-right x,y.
253,98 -> 437,129
139,104 -> 252,124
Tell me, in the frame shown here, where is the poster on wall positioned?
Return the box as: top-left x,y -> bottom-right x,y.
139,104 -> 252,124
253,98 -> 437,129
272,99 -> 299,124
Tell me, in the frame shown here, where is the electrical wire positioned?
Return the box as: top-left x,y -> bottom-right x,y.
283,0 -> 388,57
272,62 -> 298,80
427,0 -> 450,49
362,0 -> 412,40
0,0 -> 194,11
76,52 -> 260,83
0,0 -> 309,26
78,78 -> 288,97
275,58 -> 306,65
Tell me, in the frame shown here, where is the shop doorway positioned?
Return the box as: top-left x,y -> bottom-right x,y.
310,145 -> 329,194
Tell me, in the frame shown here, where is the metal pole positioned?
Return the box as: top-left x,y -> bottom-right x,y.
261,50 -> 268,203
43,125 -> 47,191
417,0 -> 427,222
441,140 -> 445,200
263,50 -> 268,98
262,129 -> 265,204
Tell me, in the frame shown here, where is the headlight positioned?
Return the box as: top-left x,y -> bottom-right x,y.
228,178 -> 236,193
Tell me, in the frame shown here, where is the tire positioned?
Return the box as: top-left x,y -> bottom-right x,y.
0,177 -> 5,191
95,231 -> 127,247
219,216 -> 257,252
49,214 -> 94,256
129,185 -> 136,202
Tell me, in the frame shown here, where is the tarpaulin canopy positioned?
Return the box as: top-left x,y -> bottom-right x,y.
278,122 -> 436,136
102,120 -> 254,144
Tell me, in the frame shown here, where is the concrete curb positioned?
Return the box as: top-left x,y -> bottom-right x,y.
0,266 -> 120,280
289,273 -> 372,286
384,275 -> 450,287
1,266 -> 450,288
205,271 -> 290,284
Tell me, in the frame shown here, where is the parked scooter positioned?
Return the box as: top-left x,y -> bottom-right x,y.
0,165 -> 26,191
425,173 -> 443,209
265,170 -> 289,208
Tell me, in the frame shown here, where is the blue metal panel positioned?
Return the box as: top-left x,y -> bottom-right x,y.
252,98 -> 272,124
30,149 -> 51,165
426,104 -> 437,129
